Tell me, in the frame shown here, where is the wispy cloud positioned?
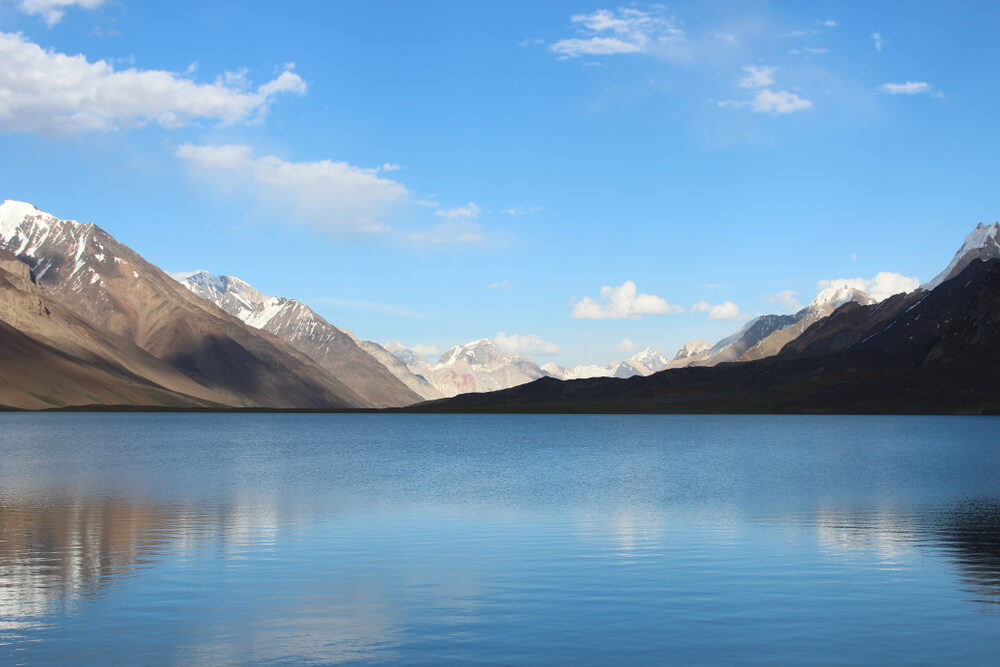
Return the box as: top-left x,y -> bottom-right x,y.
816,272 -> 919,302
872,32 -> 884,52
740,65 -> 775,88
720,65 -> 811,114
488,279 -> 512,290
615,338 -> 637,352
310,297 -> 425,318
495,332 -> 559,356
880,81 -> 932,95
571,280 -> 683,320
500,207 -> 540,216
719,88 -> 811,114
409,221 -> 484,244
435,202 -> 482,219
176,144 -> 406,234
763,290 -> 802,312
817,19 -> 838,28
691,300 -> 745,320
549,7 -> 687,60
789,47 -> 828,56
0,32 -> 306,132
14,0 -> 105,26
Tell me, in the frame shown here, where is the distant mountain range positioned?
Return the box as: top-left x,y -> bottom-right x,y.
416,224 -> 1000,414
1,198 -> 998,412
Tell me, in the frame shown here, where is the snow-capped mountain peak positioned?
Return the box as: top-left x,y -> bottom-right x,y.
628,347 -> 671,373
923,222 -> 1000,290
177,270 -> 283,327
809,283 -> 876,309
672,339 -> 711,362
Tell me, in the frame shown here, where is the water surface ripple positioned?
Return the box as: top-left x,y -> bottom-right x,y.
1,414 -> 998,664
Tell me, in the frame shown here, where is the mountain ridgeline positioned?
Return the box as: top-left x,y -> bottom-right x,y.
416,256 -> 1000,414
1,198 -> 998,412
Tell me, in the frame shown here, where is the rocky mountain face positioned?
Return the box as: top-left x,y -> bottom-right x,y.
923,222 -> 1000,290
661,284 -> 876,369
736,284 -> 875,362
0,249 -> 230,409
387,339 -> 545,397
351,338 -> 443,401
669,340 -> 711,364
419,258 -> 1000,414
0,200 -> 368,409
178,271 -> 422,407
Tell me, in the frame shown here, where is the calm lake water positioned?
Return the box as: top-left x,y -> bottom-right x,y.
1,413 -> 999,664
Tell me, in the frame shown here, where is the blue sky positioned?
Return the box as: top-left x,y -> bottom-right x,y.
1,1 -> 998,365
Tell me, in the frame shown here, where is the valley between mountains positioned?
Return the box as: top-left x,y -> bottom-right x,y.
1,199 -> 998,413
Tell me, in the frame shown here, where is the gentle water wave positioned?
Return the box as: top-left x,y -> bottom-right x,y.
1,413 -> 999,663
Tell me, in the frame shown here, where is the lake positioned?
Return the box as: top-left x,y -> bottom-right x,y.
1,413 -> 998,664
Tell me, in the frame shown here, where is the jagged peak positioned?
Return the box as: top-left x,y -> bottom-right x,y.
0,200 -> 87,240
923,222 -> 1000,291
672,339 -> 711,361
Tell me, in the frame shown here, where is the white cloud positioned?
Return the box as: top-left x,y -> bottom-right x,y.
0,32 -> 306,132
720,65 -> 811,115
692,300 -> 745,320
816,272 -> 919,302
881,81 -> 931,95
176,144 -> 407,234
549,7 -> 686,60
715,32 -> 737,45
571,281 -> 683,320
414,199 -> 439,208
495,332 -> 560,356
872,32 -> 884,52
500,207 -> 540,216
15,0 -> 104,25
488,280 -> 512,290
615,338 -> 637,353
380,163 -> 401,172
411,343 -> 440,357
818,19 -> 837,28
740,65 -> 775,88
435,202 -> 482,219
720,88 -> 812,114
764,290 -> 802,312
751,89 -> 812,113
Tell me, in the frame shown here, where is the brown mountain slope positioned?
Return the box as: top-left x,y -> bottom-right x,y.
0,201 -> 365,408
180,272 -> 422,407
0,250 -> 236,407
0,258 -> 223,409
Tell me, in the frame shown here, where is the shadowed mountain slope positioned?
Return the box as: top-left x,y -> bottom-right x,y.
0,201 -> 365,408
411,259 -> 1000,415
179,271 -> 422,407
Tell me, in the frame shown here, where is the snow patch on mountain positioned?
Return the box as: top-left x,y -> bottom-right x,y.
923,222 -> 1000,290
809,282 -> 876,308
543,347 -> 672,381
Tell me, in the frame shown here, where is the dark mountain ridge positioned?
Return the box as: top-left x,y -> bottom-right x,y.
412,259 -> 1000,414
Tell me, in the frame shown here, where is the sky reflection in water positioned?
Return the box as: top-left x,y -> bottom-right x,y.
1,413 -> 999,664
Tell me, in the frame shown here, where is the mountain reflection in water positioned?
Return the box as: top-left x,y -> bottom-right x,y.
2,413 -> 999,663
